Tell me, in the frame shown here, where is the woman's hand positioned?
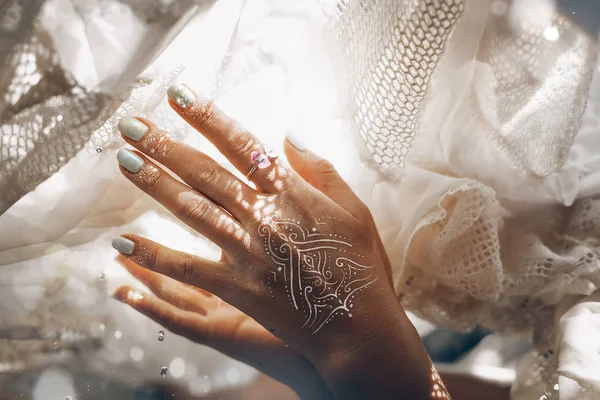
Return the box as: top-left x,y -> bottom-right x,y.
113,256 -> 332,399
112,83 -> 447,399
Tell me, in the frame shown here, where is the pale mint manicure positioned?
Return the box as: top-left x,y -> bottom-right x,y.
117,148 -> 144,173
286,133 -> 307,151
112,237 -> 135,255
118,117 -> 148,141
167,83 -> 196,109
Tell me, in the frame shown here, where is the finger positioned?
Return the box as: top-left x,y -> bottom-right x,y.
113,285 -> 206,340
167,83 -> 288,192
112,235 -> 230,297
117,117 -> 256,219
117,148 -> 249,248
114,284 -> 331,400
284,135 -> 367,218
117,255 -> 209,315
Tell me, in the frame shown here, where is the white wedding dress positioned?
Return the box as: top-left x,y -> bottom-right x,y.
1,0 -> 600,399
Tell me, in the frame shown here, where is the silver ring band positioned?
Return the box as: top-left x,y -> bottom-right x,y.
247,149 -> 278,180
246,164 -> 259,180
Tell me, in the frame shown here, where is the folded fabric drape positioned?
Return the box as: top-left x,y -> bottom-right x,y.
0,0 -> 202,214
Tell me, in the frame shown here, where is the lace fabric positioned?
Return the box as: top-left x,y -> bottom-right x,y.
334,1 -> 600,398
0,0 -> 265,395
335,0 -> 465,175
329,0 -> 600,398
0,0 -> 206,382
0,0 -> 198,214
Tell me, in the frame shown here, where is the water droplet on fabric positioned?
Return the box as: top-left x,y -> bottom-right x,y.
160,366 -> 168,377
158,331 -> 165,341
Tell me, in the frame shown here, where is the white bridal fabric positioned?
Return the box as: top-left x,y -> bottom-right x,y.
2,0 -> 600,399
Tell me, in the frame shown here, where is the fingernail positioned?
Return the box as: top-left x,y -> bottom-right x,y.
286,133 -> 307,151
118,117 -> 148,141
112,237 -> 135,255
126,290 -> 144,301
117,148 -> 144,173
112,289 -> 144,303
167,83 -> 196,109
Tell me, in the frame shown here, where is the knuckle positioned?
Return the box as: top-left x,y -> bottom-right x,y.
146,243 -> 161,271
192,159 -> 220,186
315,159 -> 337,175
180,254 -> 198,284
227,128 -> 257,156
179,195 -> 211,222
313,160 -> 342,192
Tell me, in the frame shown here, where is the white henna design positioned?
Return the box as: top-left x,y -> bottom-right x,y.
259,217 -> 378,334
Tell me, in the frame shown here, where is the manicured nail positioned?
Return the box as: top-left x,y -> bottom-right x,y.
117,148 -> 144,173
167,83 -> 196,109
112,289 -> 144,303
118,117 -> 148,141
112,237 -> 135,255
286,133 -> 307,151
126,290 -> 144,301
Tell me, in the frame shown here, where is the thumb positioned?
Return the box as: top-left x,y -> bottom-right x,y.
284,134 -> 366,217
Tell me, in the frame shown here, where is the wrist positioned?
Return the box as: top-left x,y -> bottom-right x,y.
312,305 -> 436,399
